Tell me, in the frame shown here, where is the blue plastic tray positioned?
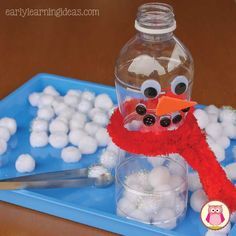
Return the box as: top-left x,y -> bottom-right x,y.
0,73 -> 235,236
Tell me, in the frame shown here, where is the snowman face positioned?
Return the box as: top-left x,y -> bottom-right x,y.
117,75 -> 195,132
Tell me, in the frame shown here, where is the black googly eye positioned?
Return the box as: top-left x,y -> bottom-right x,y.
141,80 -> 161,98
143,114 -> 156,126
172,114 -> 182,124
160,116 -> 171,127
171,76 -> 189,95
136,104 -> 146,115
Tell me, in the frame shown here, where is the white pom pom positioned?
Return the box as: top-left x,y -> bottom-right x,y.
68,129 -> 87,146
125,172 -> 140,186
190,189 -> 208,212
129,209 -> 151,223
123,189 -> 142,203
168,160 -> 186,177
222,123 -> 236,139
28,92 -> 41,107
117,197 -> 137,217
0,139 -> 7,155
107,141 -> 120,156
56,115 -> 69,125
0,117 -> 17,135
215,136 -> 230,149
37,106 -> 54,121
49,132 -> 68,148
219,108 -> 236,124
148,166 -> 170,187
15,154 -> 35,173
188,172 -> 202,192
58,107 -> 75,120
175,197 -> 186,215
95,127 -> 110,147
193,109 -> 209,129
84,122 -> 100,136
124,120 -> 142,131
133,171 -> 151,190
139,197 -> 160,215
30,131 -> 48,147
169,175 -> 184,189
49,119 -> 68,133
77,99 -> 93,114
61,146 -> 81,163
205,123 -> 223,139
38,94 -> 55,107
92,111 -> 109,127
95,94 -> 113,111
152,208 -> 176,229
100,150 -> 118,169
208,114 -> 218,123
153,184 -> 172,194
78,136 -> 98,154
0,127 -> 10,142
66,89 -> 81,97
62,107 -> 76,117
51,96 -> 63,109
88,108 -> 103,120
54,102 -> 68,115
64,94 -> 79,107
31,119 -> 48,132
43,86 -> 60,96
205,105 -> 220,116
69,113 -> 87,130
147,156 -> 165,167
81,91 -> 95,102
88,164 -> 109,178
225,163 -> 236,180
72,112 -> 87,121
208,142 -> 225,162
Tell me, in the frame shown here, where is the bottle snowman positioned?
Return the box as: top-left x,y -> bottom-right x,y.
108,3 -> 236,212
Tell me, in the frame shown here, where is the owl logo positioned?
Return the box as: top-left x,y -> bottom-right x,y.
206,205 -> 225,226
201,200 -> 230,231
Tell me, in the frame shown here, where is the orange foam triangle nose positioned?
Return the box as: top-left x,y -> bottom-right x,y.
156,96 -> 197,116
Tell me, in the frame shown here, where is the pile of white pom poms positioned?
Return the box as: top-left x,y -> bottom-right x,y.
0,117 -> 17,156
194,105 -> 236,162
28,86 -> 120,168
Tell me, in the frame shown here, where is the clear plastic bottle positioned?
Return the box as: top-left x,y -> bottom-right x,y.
115,3 -> 194,133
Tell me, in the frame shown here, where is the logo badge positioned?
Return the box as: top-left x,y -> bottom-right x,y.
200,200 -> 230,230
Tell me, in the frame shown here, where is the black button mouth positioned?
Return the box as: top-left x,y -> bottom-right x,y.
136,104 -> 147,116
143,114 -> 156,126
172,114 -> 182,124
160,117 -> 171,127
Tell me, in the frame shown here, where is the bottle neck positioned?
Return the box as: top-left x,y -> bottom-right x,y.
137,31 -> 174,42
135,3 -> 176,43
